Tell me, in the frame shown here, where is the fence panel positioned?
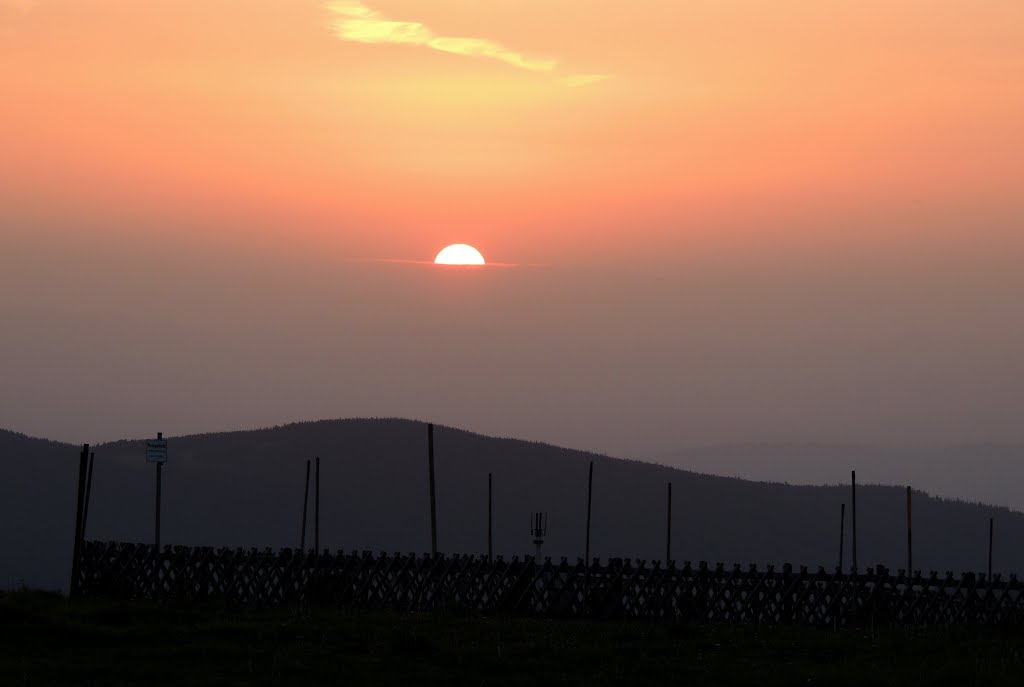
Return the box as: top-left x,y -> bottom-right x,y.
74,541 -> 1024,626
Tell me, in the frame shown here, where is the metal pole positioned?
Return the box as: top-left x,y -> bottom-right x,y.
154,432 -> 163,553
82,451 -> 95,540
666,482 -> 672,566
584,462 -> 594,613
69,444 -> 89,598
906,486 -> 913,575
989,517 -> 994,578
300,459 -> 310,551
839,503 -> 845,571
428,423 -> 438,556
155,464 -> 162,552
585,461 -> 593,565
487,472 -> 493,563
851,470 -> 857,571
314,457 -> 320,554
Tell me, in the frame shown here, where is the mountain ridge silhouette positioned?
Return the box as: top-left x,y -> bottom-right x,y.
2,418 -> 1021,590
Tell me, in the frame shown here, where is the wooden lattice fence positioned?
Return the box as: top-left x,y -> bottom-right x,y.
75,541 -> 1024,627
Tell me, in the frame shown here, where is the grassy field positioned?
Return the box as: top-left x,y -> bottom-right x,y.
2,590 -> 1023,686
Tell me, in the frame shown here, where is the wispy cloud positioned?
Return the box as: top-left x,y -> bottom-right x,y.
429,37 -> 555,72
325,1 -> 556,73
560,73 -> 612,88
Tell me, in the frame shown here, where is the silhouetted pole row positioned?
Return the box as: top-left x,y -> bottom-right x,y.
989,517 -> 994,578
487,472 -> 493,563
427,424 -> 438,556
851,470 -> 858,571
75,430 -> 1013,585
82,451 -> 95,539
906,486 -> 913,574
69,443 -> 90,598
838,503 -> 845,571
314,457 -> 320,553
300,459 -> 310,551
666,482 -> 672,565
155,432 -> 163,552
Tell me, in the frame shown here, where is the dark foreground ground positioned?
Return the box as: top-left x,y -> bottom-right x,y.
2,590 -> 1023,686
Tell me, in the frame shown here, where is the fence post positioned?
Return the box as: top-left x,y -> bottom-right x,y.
988,517 -> 994,579
906,486 -> 912,575
82,451 -> 95,540
838,503 -> 845,571
69,444 -> 89,599
314,457 -> 320,554
666,482 -> 672,566
585,461 -> 593,566
851,470 -> 857,571
300,459 -> 310,551
584,461 -> 594,613
428,423 -> 437,557
487,472 -> 493,563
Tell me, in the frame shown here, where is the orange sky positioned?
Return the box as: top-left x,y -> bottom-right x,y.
3,0 -> 1022,263
2,1 -> 1023,452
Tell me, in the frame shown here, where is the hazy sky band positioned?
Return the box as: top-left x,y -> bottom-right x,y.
1,0 -> 1022,454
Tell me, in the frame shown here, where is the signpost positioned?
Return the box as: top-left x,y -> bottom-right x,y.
146,436 -> 168,464
146,433 -> 168,552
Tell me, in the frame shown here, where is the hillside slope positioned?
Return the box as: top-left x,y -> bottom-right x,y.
652,443 -> 1024,512
2,420 -> 1020,590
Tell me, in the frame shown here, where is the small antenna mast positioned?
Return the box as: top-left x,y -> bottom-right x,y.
531,511 -> 548,561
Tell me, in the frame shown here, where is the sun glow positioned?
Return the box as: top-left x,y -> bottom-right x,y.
434,244 -> 485,265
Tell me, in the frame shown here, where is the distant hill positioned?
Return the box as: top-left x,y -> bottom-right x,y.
2,420 -> 1021,590
649,443 -> 1024,512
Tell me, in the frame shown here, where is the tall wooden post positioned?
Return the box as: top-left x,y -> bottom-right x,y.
82,451 -> 95,539
585,461 -> 593,565
988,517 -> 994,578
666,482 -> 672,565
428,423 -> 438,556
300,459 -> 310,551
851,470 -> 857,571
584,461 -> 594,612
906,486 -> 913,575
154,433 -> 163,553
838,503 -> 845,571
69,444 -> 89,598
314,457 -> 320,554
487,472 -> 493,563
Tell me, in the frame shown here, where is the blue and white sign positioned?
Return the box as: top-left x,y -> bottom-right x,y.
145,438 -> 168,463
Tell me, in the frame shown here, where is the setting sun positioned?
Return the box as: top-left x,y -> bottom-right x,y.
434,244 -> 485,265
